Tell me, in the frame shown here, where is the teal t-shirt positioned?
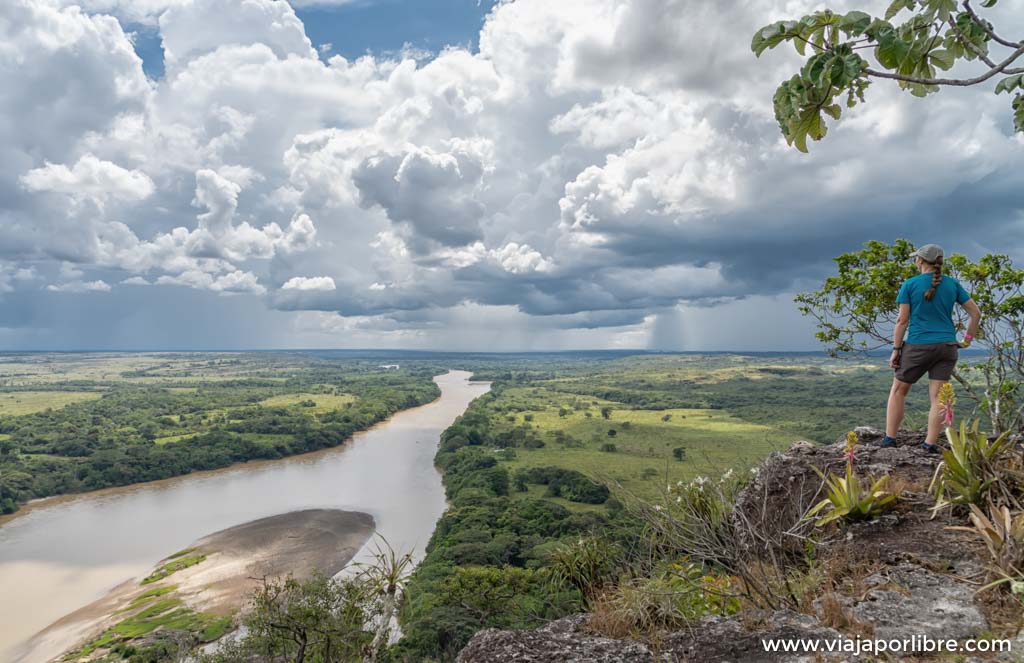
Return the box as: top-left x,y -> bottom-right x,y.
896,273 -> 971,344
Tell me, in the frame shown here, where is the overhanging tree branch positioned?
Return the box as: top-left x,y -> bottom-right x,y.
962,0 -> 1022,49
753,1 -> 1024,149
864,43 -> 1024,86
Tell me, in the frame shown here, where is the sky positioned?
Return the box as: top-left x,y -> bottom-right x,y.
0,0 -> 1022,352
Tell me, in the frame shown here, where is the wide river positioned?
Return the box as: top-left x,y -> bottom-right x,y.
0,370 -> 489,662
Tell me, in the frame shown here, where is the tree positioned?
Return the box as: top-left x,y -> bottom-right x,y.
796,239 -> 1024,433
600,406 -> 613,419
204,573 -> 371,663
673,447 -> 686,461
752,0 -> 1024,151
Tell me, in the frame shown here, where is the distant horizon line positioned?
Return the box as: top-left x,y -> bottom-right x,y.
0,347 -> 955,357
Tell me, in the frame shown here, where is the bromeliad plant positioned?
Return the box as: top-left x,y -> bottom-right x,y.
939,382 -> 956,428
807,432 -> 897,526
949,503 -> 1024,592
930,419 -> 1015,514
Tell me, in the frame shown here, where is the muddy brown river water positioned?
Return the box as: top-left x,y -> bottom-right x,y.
0,370 -> 488,662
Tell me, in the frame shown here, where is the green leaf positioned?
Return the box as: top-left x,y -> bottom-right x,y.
876,32 -> 911,69
751,20 -> 801,56
995,74 -> 1024,95
928,48 -> 955,71
925,0 -> 957,21
823,104 -> 842,120
839,11 -> 872,36
885,0 -> 914,20
792,108 -> 827,153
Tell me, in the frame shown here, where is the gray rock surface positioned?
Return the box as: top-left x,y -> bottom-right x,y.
850,563 -> 987,644
659,610 -> 856,662
457,611 -> 865,663
456,615 -> 653,662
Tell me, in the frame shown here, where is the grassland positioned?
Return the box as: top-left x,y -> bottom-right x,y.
488,387 -> 789,501
257,392 -> 357,413
0,391 -> 101,416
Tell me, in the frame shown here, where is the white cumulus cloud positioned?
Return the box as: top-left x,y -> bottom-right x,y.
0,0 -> 1020,350
281,276 -> 336,291
46,280 -> 112,293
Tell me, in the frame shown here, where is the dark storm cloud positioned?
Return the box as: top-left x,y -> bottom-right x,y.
1,0 -> 1022,349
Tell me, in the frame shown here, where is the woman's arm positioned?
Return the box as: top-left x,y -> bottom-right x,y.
961,298 -> 982,343
891,303 -> 910,368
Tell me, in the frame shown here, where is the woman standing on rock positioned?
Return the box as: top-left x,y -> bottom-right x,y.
885,244 -> 982,452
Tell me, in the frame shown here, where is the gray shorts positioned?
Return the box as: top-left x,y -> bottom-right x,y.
895,342 -> 959,384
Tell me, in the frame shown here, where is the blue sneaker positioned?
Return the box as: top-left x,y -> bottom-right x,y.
922,442 -> 941,454
880,436 -> 896,448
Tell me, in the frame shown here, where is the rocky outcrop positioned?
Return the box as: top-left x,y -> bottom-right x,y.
848,563 -> 986,642
457,611 -> 854,663
456,610 -> 883,662
457,429 -> 1006,662
457,616 -> 654,662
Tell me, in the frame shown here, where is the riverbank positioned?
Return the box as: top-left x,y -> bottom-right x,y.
24,509 -> 375,663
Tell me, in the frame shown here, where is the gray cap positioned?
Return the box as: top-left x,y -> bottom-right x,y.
911,243 -> 944,263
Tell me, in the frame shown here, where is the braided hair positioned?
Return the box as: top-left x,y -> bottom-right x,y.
923,255 -> 944,301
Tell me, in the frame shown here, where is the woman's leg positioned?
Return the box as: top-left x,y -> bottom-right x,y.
886,378 -> 913,438
926,379 -> 947,444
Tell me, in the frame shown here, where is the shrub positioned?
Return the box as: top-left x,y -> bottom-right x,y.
589,562 -> 740,638
548,536 -> 622,601
630,470 -> 817,611
517,466 -> 609,504
600,443 -> 618,453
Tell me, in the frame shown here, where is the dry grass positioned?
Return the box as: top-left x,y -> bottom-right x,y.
815,592 -> 874,638
586,591 -> 642,640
